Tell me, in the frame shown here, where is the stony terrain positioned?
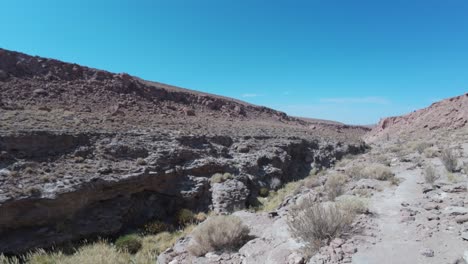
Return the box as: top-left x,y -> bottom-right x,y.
366,93 -> 468,142
1,48 -> 468,264
0,48 -> 367,254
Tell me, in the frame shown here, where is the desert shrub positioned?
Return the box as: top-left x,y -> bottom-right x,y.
188,215 -> 250,256
366,165 -> 394,181
115,234 -> 142,254
336,196 -> 368,214
441,148 -> 458,172
447,172 -> 462,183
374,154 -> 391,166
288,198 -> 354,255
353,188 -> 371,198
424,147 -> 439,158
194,212 -> 208,222
259,187 -> 270,197
176,209 -> 195,226
414,142 -> 432,154
424,165 -> 438,184
325,174 -> 348,201
143,220 -> 169,235
269,177 -> 282,190
304,176 -> 321,189
349,164 -> 394,181
210,172 -> 233,184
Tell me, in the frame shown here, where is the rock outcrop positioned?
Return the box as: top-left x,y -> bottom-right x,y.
0,48 -> 369,253
366,94 -> 468,142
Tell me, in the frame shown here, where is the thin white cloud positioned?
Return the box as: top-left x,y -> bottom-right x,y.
241,93 -> 263,98
319,96 -> 390,105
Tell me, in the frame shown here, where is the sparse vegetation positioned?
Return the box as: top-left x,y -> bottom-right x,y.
255,180 -> 303,212
424,165 -> 438,185
325,173 -> 348,201
176,209 -> 195,226
194,212 -> 208,222
259,187 -> 270,197
441,148 -> 458,172
447,172 -> 462,183
188,215 -> 250,256
26,241 -> 131,264
210,172 -> 233,184
135,225 -> 195,263
288,198 -> 354,256
346,163 -> 394,181
424,146 -> 439,158
115,234 -> 142,254
414,141 -> 432,154
303,176 -> 321,189
336,195 -> 368,215
143,220 -> 169,235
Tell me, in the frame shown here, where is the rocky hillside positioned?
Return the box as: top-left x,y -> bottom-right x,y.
366,94 -> 468,142
0,48 -> 369,254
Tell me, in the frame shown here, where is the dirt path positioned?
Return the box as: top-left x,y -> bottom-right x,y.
352,164 -> 466,264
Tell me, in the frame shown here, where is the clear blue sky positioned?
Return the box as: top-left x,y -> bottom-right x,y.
2,0 -> 468,124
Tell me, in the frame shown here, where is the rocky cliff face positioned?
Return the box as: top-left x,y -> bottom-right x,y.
0,48 -> 368,253
366,94 -> 468,142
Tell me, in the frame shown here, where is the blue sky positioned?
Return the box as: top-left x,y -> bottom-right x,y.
2,0 -> 468,124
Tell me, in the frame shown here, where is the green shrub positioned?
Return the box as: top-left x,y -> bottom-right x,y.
143,221 -> 168,235
115,234 -> 142,254
176,209 -> 194,226
188,215 -> 250,256
259,187 -> 270,197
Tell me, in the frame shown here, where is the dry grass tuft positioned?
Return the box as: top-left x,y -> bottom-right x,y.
346,163 -> 394,181
441,148 -> 458,172
336,195 -> 368,215
288,198 -> 354,256
424,165 -> 439,185
188,215 -> 250,256
325,173 -> 348,201
414,141 -> 432,154
25,241 -> 131,264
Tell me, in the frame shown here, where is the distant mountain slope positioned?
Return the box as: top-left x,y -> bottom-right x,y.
366,94 -> 468,141
0,48 -> 368,140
